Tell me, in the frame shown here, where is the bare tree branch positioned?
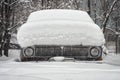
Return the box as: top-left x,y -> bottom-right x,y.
102,0 -> 119,33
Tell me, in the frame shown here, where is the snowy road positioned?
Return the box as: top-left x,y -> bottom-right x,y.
0,60 -> 120,80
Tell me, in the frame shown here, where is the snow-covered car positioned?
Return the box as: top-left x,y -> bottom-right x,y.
17,9 -> 105,61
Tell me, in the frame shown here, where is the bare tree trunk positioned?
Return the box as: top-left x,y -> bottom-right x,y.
87,0 -> 91,15
0,1 -> 5,56
116,34 -> 119,54
102,0 -> 119,33
0,34 -> 3,56
0,0 -> 17,57
3,0 -> 11,57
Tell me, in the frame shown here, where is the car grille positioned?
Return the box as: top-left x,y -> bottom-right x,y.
35,46 -> 89,58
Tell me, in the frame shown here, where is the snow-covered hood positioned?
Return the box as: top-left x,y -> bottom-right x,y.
17,10 -> 105,47
17,21 -> 105,47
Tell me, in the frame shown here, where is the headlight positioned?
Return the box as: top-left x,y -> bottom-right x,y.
24,47 -> 34,57
90,47 -> 101,57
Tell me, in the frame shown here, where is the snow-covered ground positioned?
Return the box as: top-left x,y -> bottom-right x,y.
0,50 -> 20,61
0,51 -> 120,80
0,61 -> 120,80
103,53 -> 120,66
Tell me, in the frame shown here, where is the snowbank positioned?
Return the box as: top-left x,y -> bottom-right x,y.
0,50 -> 20,61
103,53 -> 120,66
17,9 -> 105,47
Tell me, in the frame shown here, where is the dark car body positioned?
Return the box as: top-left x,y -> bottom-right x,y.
20,45 -> 102,61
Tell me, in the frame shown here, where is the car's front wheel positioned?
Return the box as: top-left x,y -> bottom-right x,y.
20,47 -> 35,62
89,46 -> 102,60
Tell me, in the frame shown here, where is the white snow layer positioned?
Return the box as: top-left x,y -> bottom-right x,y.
0,61 -> 120,80
17,9 -> 105,47
27,9 -> 94,23
0,50 -> 20,61
104,53 -> 120,66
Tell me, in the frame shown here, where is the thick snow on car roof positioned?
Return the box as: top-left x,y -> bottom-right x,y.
17,9 -> 105,47
27,9 -> 94,23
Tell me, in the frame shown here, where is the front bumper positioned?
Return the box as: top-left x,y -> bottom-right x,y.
21,45 -> 102,61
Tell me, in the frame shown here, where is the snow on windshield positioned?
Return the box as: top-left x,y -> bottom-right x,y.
17,9 -> 105,47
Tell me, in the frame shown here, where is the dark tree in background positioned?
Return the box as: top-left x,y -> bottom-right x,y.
0,0 -> 18,56
102,0 -> 119,33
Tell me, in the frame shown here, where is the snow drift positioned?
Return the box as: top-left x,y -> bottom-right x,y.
104,53 -> 120,66
0,50 -> 20,61
17,9 -> 105,47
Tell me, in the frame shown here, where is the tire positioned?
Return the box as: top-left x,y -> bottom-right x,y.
20,53 -> 27,62
96,57 -> 103,61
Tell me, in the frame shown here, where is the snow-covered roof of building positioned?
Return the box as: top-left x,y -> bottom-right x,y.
17,9 -> 105,47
